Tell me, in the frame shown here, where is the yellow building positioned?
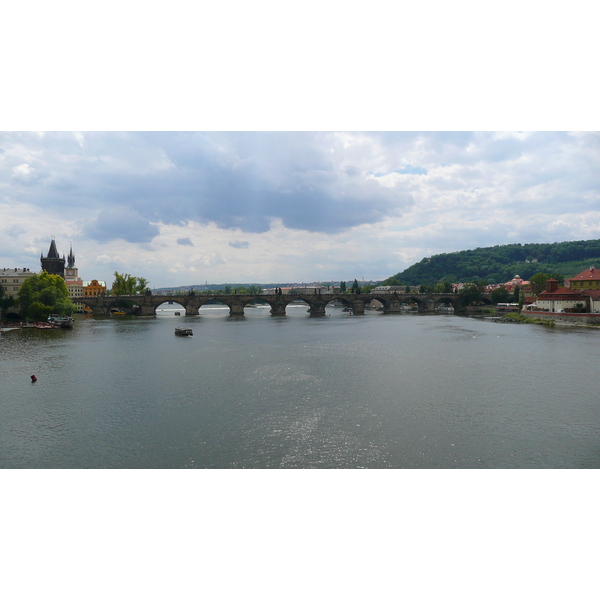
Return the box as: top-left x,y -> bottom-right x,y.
82,280 -> 107,313
568,266 -> 600,291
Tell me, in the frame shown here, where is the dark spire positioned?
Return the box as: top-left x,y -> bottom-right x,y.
41,237 -> 66,278
67,245 -> 75,268
47,238 -> 60,259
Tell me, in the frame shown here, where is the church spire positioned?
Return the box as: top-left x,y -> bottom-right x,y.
67,244 -> 75,268
47,237 -> 60,259
41,237 -> 66,278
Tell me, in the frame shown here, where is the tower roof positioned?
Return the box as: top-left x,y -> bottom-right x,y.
46,238 -> 60,259
67,245 -> 75,268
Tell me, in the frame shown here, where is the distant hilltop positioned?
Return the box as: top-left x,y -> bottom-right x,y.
390,239 -> 600,286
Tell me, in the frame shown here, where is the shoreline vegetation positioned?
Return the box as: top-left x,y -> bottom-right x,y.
492,312 -> 600,328
495,313 -> 556,327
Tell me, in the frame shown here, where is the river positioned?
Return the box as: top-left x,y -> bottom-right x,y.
1,305 -> 599,468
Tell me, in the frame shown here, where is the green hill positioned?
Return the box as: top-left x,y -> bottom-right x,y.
392,239 -> 600,285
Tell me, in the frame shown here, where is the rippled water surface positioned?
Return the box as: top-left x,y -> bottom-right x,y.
2,307 -> 599,468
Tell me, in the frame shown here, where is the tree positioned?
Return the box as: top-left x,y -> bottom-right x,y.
339,280 -> 347,293
459,283 -> 483,306
512,284 -> 520,303
0,285 -> 14,315
351,279 -> 361,293
18,272 -> 75,320
491,287 -> 510,304
530,273 -> 549,297
112,272 -> 150,295
382,276 -> 402,286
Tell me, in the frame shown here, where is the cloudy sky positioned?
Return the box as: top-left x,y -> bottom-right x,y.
2,3 -> 598,289
1,131 -> 599,287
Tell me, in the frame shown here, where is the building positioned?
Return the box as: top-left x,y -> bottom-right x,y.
532,278 -> 600,313
0,267 -> 36,302
82,280 -> 107,313
568,266 -> 600,291
41,238 -> 66,278
64,245 -> 85,312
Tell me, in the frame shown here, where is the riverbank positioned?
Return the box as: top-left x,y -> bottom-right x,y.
494,312 -> 600,328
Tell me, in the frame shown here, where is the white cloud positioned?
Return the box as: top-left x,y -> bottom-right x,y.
0,131 -> 598,286
12,163 -> 33,179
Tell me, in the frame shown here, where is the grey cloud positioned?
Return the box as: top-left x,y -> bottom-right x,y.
85,208 -> 160,243
229,240 -> 250,249
177,237 -> 194,246
2,131 -> 598,245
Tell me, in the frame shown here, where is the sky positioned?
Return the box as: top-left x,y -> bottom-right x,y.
1,131 -> 599,288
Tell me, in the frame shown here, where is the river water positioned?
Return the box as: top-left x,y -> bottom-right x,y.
1,305 -> 599,468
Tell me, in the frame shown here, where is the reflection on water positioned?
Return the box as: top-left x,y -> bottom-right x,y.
1,309 -> 599,468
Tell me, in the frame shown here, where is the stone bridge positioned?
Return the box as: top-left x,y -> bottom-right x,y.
80,291 -> 486,317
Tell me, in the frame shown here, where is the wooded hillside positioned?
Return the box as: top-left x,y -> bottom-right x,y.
392,239 -> 600,285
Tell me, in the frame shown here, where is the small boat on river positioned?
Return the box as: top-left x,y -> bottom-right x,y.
175,327 -> 193,337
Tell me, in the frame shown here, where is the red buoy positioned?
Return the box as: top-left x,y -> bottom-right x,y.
31,375 -> 37,382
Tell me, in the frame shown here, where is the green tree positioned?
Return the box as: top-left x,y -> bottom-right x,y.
339,280 -> 347,292
459,283 -> 483,306
491,287 -> 510,304
136,277 -> 150,293
382,276 -> 402,286
18,272 -> 75,320
512,284 -> 520,303
351,279 -> 361,293
530,273 -> 549,297
112,272 -> 150,295
0,285 -> 14,315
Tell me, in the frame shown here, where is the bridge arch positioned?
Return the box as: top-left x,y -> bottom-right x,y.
434,295 -> 460,311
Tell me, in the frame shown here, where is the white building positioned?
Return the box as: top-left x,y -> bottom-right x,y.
0,267 -> 37,300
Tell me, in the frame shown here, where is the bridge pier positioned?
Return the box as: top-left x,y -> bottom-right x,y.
309,302 -> 328,317
185,305 -> 198,316
270,301 -> 287,316
351,300 -> 365,315
420,299 -> 436,313
227,302 -> 246,316
382,299 -> 404,314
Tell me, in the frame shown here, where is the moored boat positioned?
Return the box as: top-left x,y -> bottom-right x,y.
47,314 -> 75,328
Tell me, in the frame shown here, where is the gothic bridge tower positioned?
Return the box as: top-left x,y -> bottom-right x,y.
41,237 -> 66,278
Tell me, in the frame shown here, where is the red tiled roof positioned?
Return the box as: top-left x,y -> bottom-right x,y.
537,287 -> 586,300
569,267 -> 600,281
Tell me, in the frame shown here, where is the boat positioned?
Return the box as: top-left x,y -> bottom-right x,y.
47,314 -> 75,328
175,327 -> 193,336
112,311 -> 126,315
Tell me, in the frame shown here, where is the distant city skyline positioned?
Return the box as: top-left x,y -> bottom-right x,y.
1,132 -> 598,288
